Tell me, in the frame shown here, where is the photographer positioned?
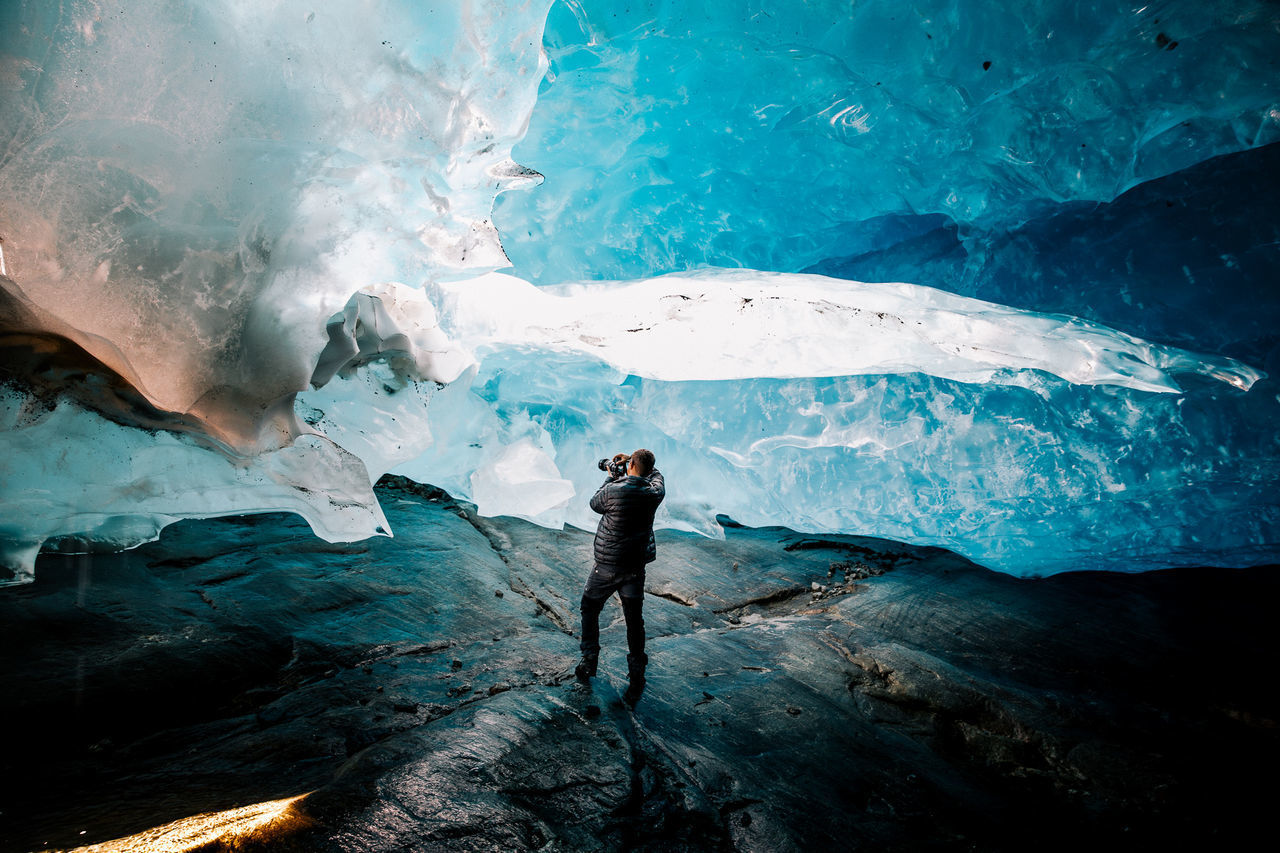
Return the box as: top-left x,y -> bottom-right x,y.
575,448 -> 665,704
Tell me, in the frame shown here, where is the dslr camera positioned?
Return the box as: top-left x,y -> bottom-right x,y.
598,454 -> 631,478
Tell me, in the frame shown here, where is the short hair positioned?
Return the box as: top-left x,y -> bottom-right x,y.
630,448 -> 655,476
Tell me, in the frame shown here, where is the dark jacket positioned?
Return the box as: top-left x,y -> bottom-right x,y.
589,469 -> 665,569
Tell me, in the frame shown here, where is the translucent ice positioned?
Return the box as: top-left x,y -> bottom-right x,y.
0,385 -> 388,586
497,0 -> 1280,285
0,0 -> 551,447
0,0 -> 552,580
399,268 -> 1274,575
470,438 -> 576,528
1,0 -> 1277,580
423,352 -> 1278,576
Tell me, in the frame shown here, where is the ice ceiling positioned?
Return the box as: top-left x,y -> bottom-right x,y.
1,0 -> 1278,582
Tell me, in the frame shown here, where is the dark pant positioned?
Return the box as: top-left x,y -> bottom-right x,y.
580,564 -> 648,670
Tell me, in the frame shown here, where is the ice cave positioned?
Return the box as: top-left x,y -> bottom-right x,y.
1,1 -> 1279,850
2,0 -> 1277,581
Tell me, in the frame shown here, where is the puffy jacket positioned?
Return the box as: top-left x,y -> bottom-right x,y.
589,469 -> 665,569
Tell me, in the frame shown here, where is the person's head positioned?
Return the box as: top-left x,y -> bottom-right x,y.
628,448 -> 655,476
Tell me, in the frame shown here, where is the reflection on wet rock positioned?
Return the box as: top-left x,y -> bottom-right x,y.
2,479 -> 1275,850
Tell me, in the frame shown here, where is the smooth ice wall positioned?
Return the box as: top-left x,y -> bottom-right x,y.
484,0 -> 1280,573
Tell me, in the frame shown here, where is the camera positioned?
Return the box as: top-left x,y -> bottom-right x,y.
598,454 -> 631,478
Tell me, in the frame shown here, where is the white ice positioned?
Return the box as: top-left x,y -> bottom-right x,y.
440,269 -> 1262,393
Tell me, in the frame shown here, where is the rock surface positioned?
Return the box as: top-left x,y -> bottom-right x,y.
1,476 -> 1277,851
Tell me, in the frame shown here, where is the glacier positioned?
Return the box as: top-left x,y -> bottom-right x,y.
2,0 -> 1279,582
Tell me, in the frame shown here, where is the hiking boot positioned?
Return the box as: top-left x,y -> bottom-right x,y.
623,673 -> 646,705
574,653 -> 598,683
623,658 -> 646,705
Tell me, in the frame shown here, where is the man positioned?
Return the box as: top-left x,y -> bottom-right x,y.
576,448 -> 665,704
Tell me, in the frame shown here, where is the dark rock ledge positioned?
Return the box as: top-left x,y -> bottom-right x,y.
1,475 -> 1276,851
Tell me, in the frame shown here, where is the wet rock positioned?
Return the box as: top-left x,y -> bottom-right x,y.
0,478 -> 1276,851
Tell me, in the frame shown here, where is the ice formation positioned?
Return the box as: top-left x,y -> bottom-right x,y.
498,0 -> 1280,285
0,0 -> 555,581
2,0 -> 1278,581
439,270 -> 1261,392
